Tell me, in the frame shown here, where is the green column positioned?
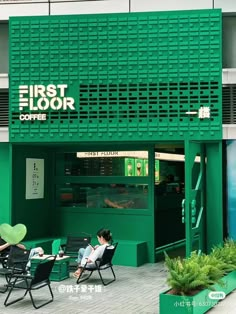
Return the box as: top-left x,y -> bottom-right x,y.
0,143 -> 12,224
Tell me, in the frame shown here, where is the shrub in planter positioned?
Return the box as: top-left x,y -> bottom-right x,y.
164,251 -> 225,296
210,239 -> 236,274
159,239 -> 236,314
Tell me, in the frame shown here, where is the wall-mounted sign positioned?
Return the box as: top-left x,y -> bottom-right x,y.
25,158 -> 44,199
76,151 -> 201,162
77,151 -> 149,158
198,106 -> 210,119
18,84 -> 75,121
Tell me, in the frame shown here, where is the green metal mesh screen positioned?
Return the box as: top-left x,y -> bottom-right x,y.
9,10 -> 222,142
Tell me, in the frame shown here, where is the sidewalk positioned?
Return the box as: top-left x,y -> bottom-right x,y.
207,290 -> 236,314
0,262 -> 235,314
0,262 -> 168,314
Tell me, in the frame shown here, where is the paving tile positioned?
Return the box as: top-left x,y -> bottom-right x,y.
0,263 -> 235,314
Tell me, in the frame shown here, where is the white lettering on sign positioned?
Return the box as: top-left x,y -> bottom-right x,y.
18,84 -> 75,120
198,106 -> 210,119
77,151 -> 149,158
19,114 -> 47,121
208,291 -> 226,300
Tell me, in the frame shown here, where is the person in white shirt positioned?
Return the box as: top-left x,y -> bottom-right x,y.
73,228 -> 112,278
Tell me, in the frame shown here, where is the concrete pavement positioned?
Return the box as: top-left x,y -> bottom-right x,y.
0,262 -> 235,314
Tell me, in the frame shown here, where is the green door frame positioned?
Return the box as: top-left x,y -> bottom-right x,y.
184,140 -> 223,257
184,140 -> 206,257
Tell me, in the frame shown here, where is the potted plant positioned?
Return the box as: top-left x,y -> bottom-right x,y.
159,239 -> 236,314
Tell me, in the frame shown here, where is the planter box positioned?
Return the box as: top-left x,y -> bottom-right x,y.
31,255 -> 70,281
159,271 -> 236,314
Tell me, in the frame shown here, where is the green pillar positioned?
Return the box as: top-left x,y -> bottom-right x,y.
0,143 -> 12,224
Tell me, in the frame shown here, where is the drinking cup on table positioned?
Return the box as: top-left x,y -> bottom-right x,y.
59,249 -> 64,258
38,248 -> 44,257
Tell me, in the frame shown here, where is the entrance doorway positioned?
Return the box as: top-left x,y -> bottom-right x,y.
154,143 -> 186,257
154,140 -> 223,260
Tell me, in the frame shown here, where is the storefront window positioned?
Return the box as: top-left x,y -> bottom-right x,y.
59,151 -> 149,177
58,183 -> 148,209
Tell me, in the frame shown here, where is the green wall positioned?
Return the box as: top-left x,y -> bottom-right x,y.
11,145 -> 54,239
9,10 -> 222,143
0,143 -> 12,224
56,209 -> 154,262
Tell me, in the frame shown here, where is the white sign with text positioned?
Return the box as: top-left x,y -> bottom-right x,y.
25,158 -> 44,199
19,84 -> 75,120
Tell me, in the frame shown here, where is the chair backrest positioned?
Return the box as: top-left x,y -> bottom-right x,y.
52,239 -> 61,255
0,255 -> 8,268
7,246 -> 31,271
99,243 -> 118,267
31,255 -> 56,287
65,236 -> 91,255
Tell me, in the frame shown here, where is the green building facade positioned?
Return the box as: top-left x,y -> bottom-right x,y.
1,9 -> 223,265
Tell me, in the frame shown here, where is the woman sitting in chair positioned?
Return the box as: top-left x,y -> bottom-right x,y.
0,237 -> 26,256
73,228 -> 112,278
0,236 -> 44,270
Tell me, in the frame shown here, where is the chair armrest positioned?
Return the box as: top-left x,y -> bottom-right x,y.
12,259 -> 29,264
10,273 -> 33,279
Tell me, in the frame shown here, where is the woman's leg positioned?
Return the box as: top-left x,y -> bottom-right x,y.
73,246 -> 92,277
80,246 -> 92,266
27,247 -> 44,269
76,247 -> 85,264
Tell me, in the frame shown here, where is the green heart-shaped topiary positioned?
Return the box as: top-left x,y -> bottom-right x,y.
0,223 -> 27,245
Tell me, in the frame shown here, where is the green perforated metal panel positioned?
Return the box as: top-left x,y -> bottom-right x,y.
9,10 -> 222,143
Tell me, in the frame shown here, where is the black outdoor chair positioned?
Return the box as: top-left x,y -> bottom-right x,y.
4,255 -> 56,309
0,246 -> 31,293
76,242 -> 118,286
63,235 -> 91,270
